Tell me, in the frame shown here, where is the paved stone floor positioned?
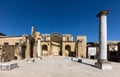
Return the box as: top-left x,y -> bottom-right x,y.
0,56 -> 120,77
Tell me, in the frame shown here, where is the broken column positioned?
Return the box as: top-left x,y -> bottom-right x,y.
95,10 -> 112,70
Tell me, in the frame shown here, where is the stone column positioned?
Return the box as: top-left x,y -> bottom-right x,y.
77,40 -> 81,58
0,48 -> 2,63
33,44 -> 37,58
95,10 -> 112,70
37,39 -> 41,57
48,43 -> 51,56
25,39 -> 31,59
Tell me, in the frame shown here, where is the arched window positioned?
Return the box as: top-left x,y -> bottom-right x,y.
51,32 -> 61,43
65,45 -> 71,51
42,45 -> 48,51
42,45 -> 48,56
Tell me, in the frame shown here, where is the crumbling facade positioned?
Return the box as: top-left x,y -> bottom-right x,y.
0,34 -> 33,62
31,26 -> 87,58
0,27 -> 87,62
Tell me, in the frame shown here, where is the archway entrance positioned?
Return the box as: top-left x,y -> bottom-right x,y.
51,32 -> 62,56
65,45 -> 74,57
42,45 -> 48,56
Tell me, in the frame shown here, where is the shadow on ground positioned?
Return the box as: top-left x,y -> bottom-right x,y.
71,58 -> 96,68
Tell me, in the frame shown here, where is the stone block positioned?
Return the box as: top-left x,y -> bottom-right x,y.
0,62 -> 18,70
95,61 -> 112,70
71,57 -> 82,62
27,58 -> 35,63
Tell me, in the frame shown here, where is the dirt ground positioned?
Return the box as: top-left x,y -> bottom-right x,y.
0,56 -> 120,77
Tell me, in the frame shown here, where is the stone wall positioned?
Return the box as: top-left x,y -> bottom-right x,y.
0,37 -> 22,45
87,42 -> 120,61
62,42 -> 76,57
118,42 -> 120,52
76,36 -> 87,58
40,41 -> 51,56
0,45 -> 17,63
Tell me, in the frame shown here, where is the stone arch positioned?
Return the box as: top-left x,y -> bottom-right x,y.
51,32 -> 62,43
65,45 -> 71,56
42,45 -> 48,56
65,45 -> 71,51
51,32 -> 62,56
65,45 -> 75,57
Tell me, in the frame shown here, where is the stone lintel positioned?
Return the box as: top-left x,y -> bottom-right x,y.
97,10 -> 109,17
95,60 -> 112,70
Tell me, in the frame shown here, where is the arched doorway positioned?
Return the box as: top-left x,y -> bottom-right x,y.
65,45 -> 74,57
42,45 -> 48,56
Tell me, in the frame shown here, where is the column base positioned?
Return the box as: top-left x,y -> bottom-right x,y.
95,60 -> 112,70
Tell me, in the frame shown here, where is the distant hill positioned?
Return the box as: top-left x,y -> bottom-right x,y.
0,33 -> 6,36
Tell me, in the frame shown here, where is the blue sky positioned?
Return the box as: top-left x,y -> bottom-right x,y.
0,0 -> 120,42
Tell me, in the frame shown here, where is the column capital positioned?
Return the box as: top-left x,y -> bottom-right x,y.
97,10 -> 109,17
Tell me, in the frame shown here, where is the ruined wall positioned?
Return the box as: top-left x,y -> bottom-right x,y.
40,41 -> 51,56
33,43 -> 37,57
108,44 -> 118,51
0,45 -> 17,62
0,37 -> 22,45
76,36 -> 87,58
87,42 -> 120,61
62,42 -> 76,57
25,39 -> 31,59
118,42 -> 120,52
33,33 -> 87,57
